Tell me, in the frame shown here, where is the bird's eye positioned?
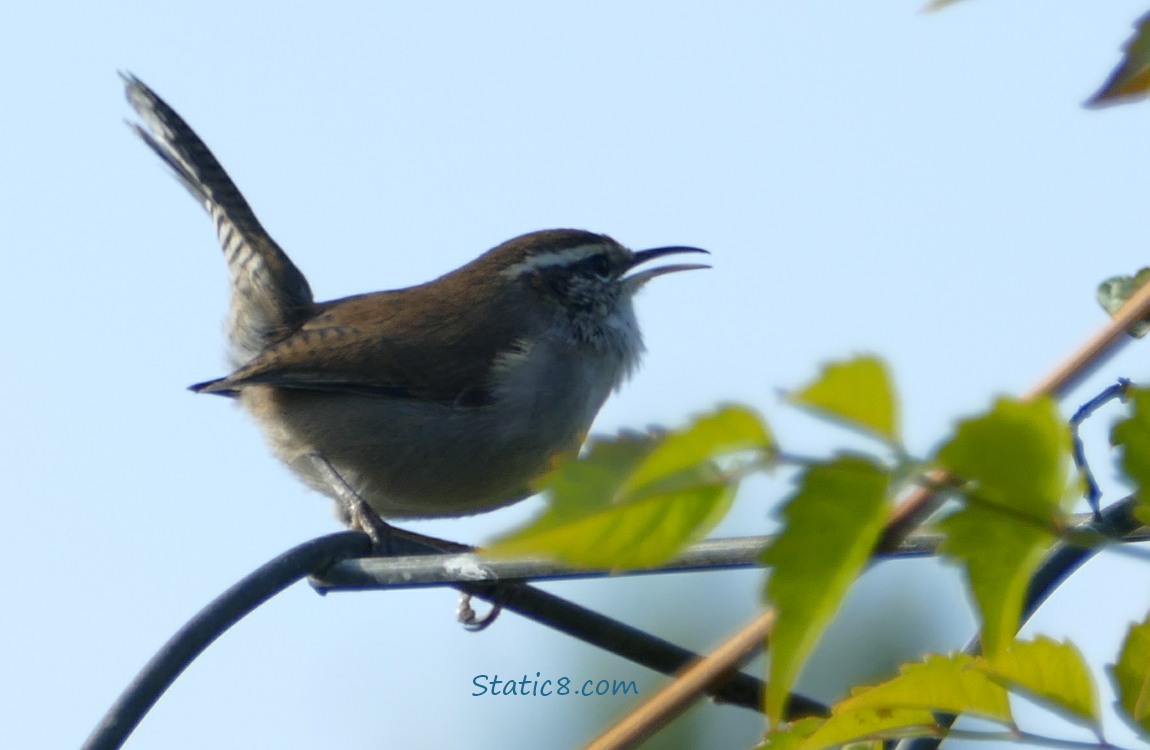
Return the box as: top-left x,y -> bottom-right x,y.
584,254 -> 612,278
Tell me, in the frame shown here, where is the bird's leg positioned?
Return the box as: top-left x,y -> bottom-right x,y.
308,454 -> 394,553
308,454 -> 502,628
457,595 -> 503,631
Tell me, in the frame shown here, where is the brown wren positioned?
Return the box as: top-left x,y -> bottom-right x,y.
124,74 -> 709,535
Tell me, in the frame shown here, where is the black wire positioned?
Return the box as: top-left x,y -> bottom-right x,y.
85,494 -> 1143,750
455,577 -> 824,718
81,532 -> 372,750
330,528 -> 826,719
82,529 -> 826,750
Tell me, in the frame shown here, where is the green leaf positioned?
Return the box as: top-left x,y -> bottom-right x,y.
935,397 -> 1071,658
485,481 -> 734,568
761,456 -> 891,724
790,356 -> 899,442
529,431 -> 661,523
485,406 -> 768,568
755,717 -> 824,750
1112,387 -> 1150,525
979,637 -> 1100,728
837,653 -> 1012,724
1110,614 -> 1150,735
621,404 -> 772,499
936,396 -> 1071,517
797,707 -> 936,750
1097,269 -> 1150,338
938,514 -> 1051,660
1086,12 -> 1150,108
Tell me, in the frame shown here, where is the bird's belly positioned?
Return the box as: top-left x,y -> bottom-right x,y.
240,371 -> 616,518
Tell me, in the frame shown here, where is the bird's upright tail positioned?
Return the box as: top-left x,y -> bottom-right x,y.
123,73 -> 315,365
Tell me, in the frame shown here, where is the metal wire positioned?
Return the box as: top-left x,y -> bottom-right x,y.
81,508 -> 1146,750
311,531 -> 943,591
81,532 -> 372,750
82,529 -> 832,750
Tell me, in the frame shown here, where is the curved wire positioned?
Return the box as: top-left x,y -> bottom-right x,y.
81,532 -> 372,750
82,527 -> 825,750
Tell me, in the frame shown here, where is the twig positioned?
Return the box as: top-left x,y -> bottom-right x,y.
1070,378 -> 1131,520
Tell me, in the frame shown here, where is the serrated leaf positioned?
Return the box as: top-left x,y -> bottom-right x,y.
797,707 -> 936,750
1086,12 -> 1150,108
761,456 -> 891,724
485,409 -> 758,568
532,431 -> 661,522
936,396 -> 1071,517
1097,270 -> 1150,338
621,404 -> 771,499
939,512 -> 1052,659
1110,614 -> 1150,735
980,637 -> 1100,728
486,480 -> 734,568
935,397 -> 1071,658
1112,388 -> 1150,525
755,717 -> 824,750
837,653 -> 1012,724
790,356 -> 899,442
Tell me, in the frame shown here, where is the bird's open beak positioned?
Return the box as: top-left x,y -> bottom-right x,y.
625,246 -> 710,288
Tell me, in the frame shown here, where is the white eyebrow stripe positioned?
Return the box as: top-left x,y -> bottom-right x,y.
500,245 -> 605,277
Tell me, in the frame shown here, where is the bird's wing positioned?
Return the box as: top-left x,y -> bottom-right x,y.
192,289 -> 537,407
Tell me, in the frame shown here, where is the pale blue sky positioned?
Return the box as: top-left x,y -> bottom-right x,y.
4,2 -> 1149,748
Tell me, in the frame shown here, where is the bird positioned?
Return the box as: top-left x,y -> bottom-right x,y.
123,73 -> 709,538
